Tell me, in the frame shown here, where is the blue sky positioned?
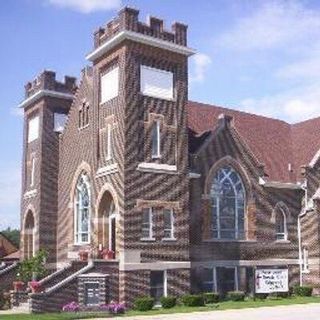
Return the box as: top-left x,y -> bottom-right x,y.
1,0 -> 320,229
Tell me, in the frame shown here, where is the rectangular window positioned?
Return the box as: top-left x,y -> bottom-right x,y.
106,123 -> 113,160
101,67 -> 119,104
54,113 -> 67,132
28,116 -> 39,143
163,209 -> 174,239
150,271 -> 166,305
202,268 -> 215,292
30,157 -> 36,187
151,121 -> 161,158
141,208 -> 153,239
141,65 -> 173,100
216,267 -> 238,294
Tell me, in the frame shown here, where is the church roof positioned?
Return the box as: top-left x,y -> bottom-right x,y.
187,100 -> 320,183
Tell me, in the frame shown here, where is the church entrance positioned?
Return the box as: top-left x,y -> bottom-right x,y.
97,191 -> 117,258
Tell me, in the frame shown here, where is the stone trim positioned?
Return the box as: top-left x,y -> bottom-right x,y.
0,262 -> 18,276
259,178 -> 301,190
136,199 -> 181,210
18,90 -> 74,109
137,162 -> 177,174
119,261 -> 191,271
96,163 -> 118,177
86,30 -> 196,61
189,172 -> 201,179
191,259 -> 299,268
38,263 -> 72,286
23,189 -> 37,199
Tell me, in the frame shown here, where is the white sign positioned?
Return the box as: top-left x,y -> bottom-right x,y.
255,269 -> 288,293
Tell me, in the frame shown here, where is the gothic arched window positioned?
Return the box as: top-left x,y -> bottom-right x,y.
275,207 -> 287,241
74,173 -> 91,244
210,166 -> 246,239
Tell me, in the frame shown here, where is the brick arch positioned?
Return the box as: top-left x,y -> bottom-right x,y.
22,206 -> 36,259
204,155 -> 253,199
95,183 -> 119,219
271,201 -> 292,223
23,204 -> 37,230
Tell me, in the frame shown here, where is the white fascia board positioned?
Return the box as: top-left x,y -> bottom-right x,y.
86,30 -> 196,62
18,90 -> 74,109
261,180 -> 301,190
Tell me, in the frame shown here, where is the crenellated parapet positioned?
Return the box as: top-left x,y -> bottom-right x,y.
24,70 -> 77,99
93,6 -> 188,49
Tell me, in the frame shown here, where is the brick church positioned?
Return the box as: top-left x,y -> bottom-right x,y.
10,6 -> 320,312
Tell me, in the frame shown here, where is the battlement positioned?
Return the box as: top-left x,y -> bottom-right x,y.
24,70 -> 77,99
93,7 -> 188,49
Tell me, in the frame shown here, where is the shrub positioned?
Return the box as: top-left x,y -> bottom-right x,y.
134,297 -> 154,311
181,294 -> 205,307
203,292 -> 220,304
293,285 -> 313,297
160,296 -> 177,309
102,301 -> 126,314
254,293 -> 268,300
226,291 -> 245,301
62,301 -> 80,312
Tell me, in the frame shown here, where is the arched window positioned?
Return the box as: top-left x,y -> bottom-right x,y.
275,207 -> 287,241
74,173 -> 91,244
210,166 -> 246,239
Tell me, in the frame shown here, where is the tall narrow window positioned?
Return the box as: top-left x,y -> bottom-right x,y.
275,208 -> 287,241
74,173 -> 91,244
101,67 -> 119,104
163,209 -> 174,239
79,109 -> 83,128
54,113 -> 67,132
28,116 -> 39,143
30,157 -> 36,187
141,208 -> 153,239
210,166 -> 246,239
106,123 -> 113,160
152,121 -> 161,158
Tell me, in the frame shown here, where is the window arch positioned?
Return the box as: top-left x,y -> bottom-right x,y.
210,166 -> 246,239
74,172 -> 91,244
275,206 -> 287,241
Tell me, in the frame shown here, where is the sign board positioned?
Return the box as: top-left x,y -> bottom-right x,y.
255,268 -> 288,293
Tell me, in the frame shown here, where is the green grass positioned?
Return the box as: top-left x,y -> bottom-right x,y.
1,296 -> 320,319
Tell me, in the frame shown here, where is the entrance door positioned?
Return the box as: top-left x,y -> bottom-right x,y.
109,214 -> 116,255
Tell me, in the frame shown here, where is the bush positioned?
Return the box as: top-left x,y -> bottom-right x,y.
226,291 -> 245,301
203,292 -> 220,304
134,297 -> 154,311
254,293 -> 268,300
293,285 -> 313,297
160,296 -> 177,309
181,294 -> 205,307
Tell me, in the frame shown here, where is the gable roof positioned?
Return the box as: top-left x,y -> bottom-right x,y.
187,101 -> 320,183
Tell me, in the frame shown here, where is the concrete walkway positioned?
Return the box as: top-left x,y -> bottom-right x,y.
104,303 -> 320,320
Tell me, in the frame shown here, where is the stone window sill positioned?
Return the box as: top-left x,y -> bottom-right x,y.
140,238 -> 156,242
162,238 -> 177,242
274,240 -> 291,244
203,239 -> 257,243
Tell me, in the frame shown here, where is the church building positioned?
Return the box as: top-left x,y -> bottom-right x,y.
8,6 -> 320,312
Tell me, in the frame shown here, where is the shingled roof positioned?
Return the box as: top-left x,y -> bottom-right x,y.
187,101 -> 320,183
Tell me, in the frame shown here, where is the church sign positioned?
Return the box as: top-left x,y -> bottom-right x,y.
255,268 -> 288,293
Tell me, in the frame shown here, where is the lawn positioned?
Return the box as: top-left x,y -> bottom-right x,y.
1,296 -> 320,319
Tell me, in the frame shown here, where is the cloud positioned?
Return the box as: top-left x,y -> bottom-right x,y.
0,166 -> 21,229
190,53 -> 212,83
47,0 -> 121,13
216,1 -> 320,52
240,83 -> 320,123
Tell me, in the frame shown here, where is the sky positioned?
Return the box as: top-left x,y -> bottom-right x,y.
1,0 -> 320,229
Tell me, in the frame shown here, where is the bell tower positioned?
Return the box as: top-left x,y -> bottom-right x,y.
87,7 -> 195,303
20,70 -> 76,264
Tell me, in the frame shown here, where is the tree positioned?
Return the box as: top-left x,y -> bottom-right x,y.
0,227 -> 20,248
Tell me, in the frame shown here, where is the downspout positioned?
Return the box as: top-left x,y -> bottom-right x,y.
298,179 -> 308,286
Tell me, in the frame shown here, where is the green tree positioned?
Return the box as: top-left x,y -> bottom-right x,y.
1,227 -> 20,248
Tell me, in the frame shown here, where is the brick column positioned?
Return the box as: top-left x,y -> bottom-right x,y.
247,198 -> 257,240
202,195 -> 211,241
